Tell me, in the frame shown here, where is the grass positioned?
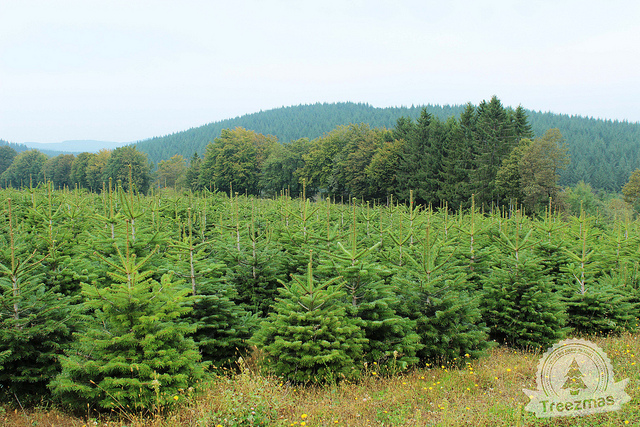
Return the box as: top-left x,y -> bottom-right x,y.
1,332 -> 638,427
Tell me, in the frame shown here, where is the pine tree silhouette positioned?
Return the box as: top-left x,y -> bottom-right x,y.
562,359 -> 588,396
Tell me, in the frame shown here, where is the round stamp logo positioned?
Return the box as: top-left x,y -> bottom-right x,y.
524,339 -> 630,418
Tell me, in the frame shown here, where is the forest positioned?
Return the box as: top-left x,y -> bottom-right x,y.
3,96 -> 640,220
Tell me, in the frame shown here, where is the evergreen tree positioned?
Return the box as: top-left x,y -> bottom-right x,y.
471,96 -> 517,208
185,152 -> 203,191
252,253 -> 366,383
170,208 -> 254,366
51,223 -> 204,412
482,218 -> 567,349
0,198 -> 78,403
395,216 -> 489,364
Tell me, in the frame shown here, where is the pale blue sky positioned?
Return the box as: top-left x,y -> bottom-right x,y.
1,0 -> 639,144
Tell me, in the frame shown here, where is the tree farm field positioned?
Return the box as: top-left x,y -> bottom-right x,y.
0,186 -> 639,426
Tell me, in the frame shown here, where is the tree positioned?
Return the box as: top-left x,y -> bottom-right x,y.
296,128 -> 350,196
43,154 -> 75,189
103,146 -> 152,194
0,145 -> 17,178
366,138 -> 403,201
260,138 -> 309,197
495,138 -> 531,205
185,152 -> 202,191
86,149 -> 111,192
199,127 -> 277,195
470,96 -> 517,208
438,116 -> 476,209
0,199 -> 78,403
251,254 -> 366,383
51,230 -> 204,411
328,124 -> 388,199
0,149 -> 47,188
622,168 -> 640,211
70,152 -> 96,190
519,128 -> 569,212
156,154 -> 187,189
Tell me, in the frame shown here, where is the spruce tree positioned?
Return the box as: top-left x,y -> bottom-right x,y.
252,253 -> 366,384
482,215 -> 567,349
51,222 -> 204,412
0,198 -> 78,404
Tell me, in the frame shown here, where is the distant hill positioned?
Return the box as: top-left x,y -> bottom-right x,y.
0,139 -> 65,157
0,139 -> 126,157
132,101 -> 640,192
133,102 -> 467,164
24,140 -> 128,153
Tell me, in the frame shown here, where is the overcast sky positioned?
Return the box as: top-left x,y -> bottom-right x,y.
1,0 -> 639,144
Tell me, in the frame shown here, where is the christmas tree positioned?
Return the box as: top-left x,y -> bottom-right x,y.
252,253 -> 366,383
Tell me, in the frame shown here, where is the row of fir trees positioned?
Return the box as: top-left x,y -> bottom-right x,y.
1,182 -> 638,412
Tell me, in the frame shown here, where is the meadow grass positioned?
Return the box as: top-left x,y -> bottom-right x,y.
2,332 -> 638,427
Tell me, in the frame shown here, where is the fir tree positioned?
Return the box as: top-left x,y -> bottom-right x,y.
395,213 -> 489,364
170,207 -> 255,367
50,222 -> 204,412
319,201 -> 420,370
252,253 -> 366,384
482,218 -> 567,349
0,198 -> 78,403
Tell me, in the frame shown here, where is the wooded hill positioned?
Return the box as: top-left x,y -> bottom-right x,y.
132,101 -> 640,192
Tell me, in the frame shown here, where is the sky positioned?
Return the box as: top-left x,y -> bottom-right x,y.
1,0 -> 639,144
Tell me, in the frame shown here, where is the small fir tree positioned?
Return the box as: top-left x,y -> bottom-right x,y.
0,198 -> 78,403
252,253 -> 366,384
170,207 -> 255,367
50,223 -> 204,412
482,215 -> 567,349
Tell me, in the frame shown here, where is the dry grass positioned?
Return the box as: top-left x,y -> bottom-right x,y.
2,332 -> 638,427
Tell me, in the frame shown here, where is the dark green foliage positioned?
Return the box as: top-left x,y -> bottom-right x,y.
0,199 -> 78,403
51,238 -> 204,412
482,252 -> 567,350
169,209 -> 255,366
252,255 -> 366,384
563,274 -> 637,335
395,215 -> 489,364
400,272 -> 489,364
103,146 -> 152,194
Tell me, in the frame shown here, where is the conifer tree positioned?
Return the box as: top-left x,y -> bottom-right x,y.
319,201 -> 420,370
562,210 -> 637,334
482,213 -> 567,349
170,207 -> 254,367
0,198 -> 78,403
51,222 -> 204,412
395,212 -> 488,363
252,253 -> 366,383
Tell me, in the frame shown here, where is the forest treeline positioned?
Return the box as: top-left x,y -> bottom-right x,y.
2,97 -> 640,215
130,99 -> 640,191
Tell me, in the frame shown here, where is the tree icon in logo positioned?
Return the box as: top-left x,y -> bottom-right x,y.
562,358 -> 588,396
